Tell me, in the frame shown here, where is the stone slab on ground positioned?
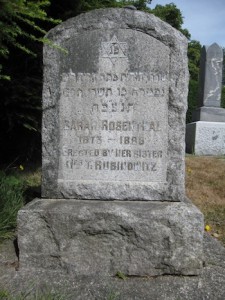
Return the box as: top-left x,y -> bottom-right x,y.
186,121 -> 225,155
0,233 -> 225,300
17,199 -> 203,277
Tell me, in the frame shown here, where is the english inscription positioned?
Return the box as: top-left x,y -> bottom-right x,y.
58,32 -> 169,183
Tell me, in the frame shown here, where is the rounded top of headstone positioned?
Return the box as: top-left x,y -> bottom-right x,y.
203,43 -> 223,57
45,8 -> 188,51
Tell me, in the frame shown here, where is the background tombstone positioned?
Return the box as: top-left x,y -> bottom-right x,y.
186,43 -> 225,155
199,44 -> 223,108
17,8 -> 204,278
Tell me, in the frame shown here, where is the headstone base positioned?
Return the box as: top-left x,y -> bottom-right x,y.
192,107 -> 225,122
17,199 -> 204,276
186,121 -> 225,155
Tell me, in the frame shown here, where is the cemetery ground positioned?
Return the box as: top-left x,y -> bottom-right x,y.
0,155 -> 224,298
186,155 -> 225,245
1,155 -> 224,246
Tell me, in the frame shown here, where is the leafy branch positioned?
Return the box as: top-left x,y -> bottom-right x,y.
0,0 -> 61,80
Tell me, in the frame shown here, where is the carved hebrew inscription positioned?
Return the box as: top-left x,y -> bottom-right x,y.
58,32 -> 169,183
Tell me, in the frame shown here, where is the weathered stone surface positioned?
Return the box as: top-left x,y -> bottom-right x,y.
1,233 -> 225,300
16,7 -> 204,284
198,43 -> 223,108
192,106 -> 225,122
186,121 -> 225,155
42,8 -> 189,201
0,239 -> 18,279
17,199 -> 204,276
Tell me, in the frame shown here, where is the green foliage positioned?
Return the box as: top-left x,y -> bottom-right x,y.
74,0 -> 124,12
0,48 -> 42,162
0,288 -> 66,300
0,73 -> 42,132
0,0 -> 60,79
48,0 -> 152,20
0,166 -> 41,241
0,0 -> 60,54
186,40 -> 202,122
151,3 -> 181,30
107,290 -> 120,300
0,290 -> 9,299
221,86 -> 225,108
0,171 -> 24,241
150,3 -> 190,39
0,0 -> 201,162
131,0 -> 152,10
115,271 -> 127,280
186,79 -> 199,123
180,28 -> 191,40
0,1 -> 59,162
188,40 -> 201,80
222,48 -> 225,86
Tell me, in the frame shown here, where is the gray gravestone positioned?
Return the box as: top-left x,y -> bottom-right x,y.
199,43 -> 223,108
41,9 -> 188,201
186,43 -> 225,155
17,8 -> 204,278
192,43 -> 225,122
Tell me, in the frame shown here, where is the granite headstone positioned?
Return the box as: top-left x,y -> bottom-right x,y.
41,8 -> 190,201
17,8 -> 204,278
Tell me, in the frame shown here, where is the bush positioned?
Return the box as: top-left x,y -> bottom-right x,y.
0,171 -> 25,241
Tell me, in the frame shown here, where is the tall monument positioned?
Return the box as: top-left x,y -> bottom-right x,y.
186,43 -> 225,155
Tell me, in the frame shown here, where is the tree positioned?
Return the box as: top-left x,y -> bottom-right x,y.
47,0 -> 152,20
0,0 -> 60,79
150,3 -> 190,39
185,40 -> 202,123
0,0 -> 60,164
221,87 -> 225,108
149,3 -> 199,123
222,48 -> 225,86
221,48 -> 225,108
188,40 -> 201,81
0,0 -> 199,164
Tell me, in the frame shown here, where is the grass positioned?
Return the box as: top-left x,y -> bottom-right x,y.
0,156 -> 224,298
0,156 -> 224,245
186,155 -> 225,245
0,172 -> 25,241
0,165 -> 41,242
0,289 -> 66,300
0,285 -> 118,300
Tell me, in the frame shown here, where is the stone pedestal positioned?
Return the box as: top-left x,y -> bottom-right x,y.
186,121 -> 225,155
192,107 -> 225,123
17,199 -> 204,276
